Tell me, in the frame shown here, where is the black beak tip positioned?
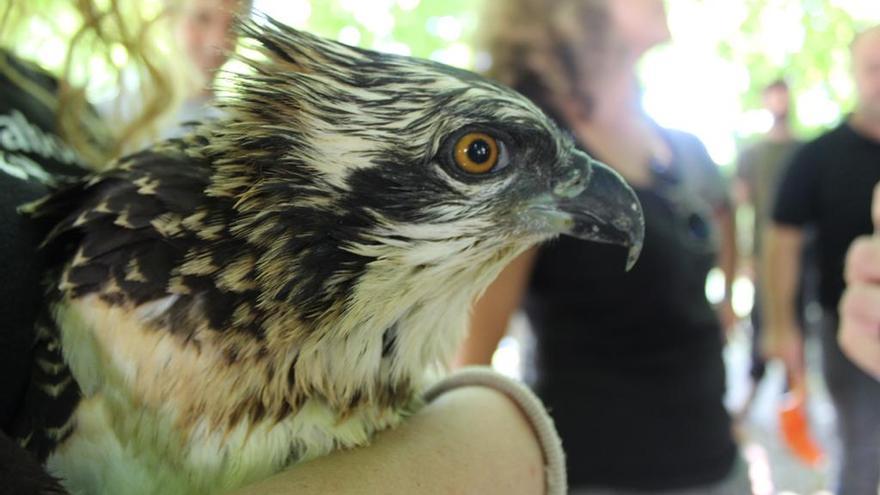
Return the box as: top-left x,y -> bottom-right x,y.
626,240 -> 642,271
625,202 -> 645,271
555,154 -> 646,272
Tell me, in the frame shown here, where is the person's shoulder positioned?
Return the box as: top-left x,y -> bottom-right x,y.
0,51 -> 104,178
662,127 -> 705,150
806,122 -> 853,149
739,139 -> 762,154
738,138 -> 774,160
783,123 -> 848,170
660,127 -> 718,177
658,127 -> 711,162
786,139 -> 806,154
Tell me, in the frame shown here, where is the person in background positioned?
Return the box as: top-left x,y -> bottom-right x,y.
459,0 -> 746,492
763,25 -> 880,495
0,2 -> 563,493
100,0 -> 251,143
160,0 -> 251,139
733,79 -> 805,418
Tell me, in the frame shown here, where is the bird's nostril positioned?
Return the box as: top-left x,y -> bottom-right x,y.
554,169 -> 586,197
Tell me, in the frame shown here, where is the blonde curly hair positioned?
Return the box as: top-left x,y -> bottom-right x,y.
0,0 -> 189,167
478,0 -> 611,119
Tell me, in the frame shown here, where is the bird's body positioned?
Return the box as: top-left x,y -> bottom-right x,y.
9,17 -> 643,495
22,138 -> 444,494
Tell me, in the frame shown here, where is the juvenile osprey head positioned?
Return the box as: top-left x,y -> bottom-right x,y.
188,17 -> 645,389
207,19 -> 642,296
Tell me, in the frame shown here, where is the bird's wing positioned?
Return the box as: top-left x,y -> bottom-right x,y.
10,138 -> 231,459
34,140 -> 215,303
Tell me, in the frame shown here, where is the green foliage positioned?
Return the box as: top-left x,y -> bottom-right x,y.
8,0 -> 879,144
298,0 -> 877,142
721,0 -> 866,136
302,0 -> 481,62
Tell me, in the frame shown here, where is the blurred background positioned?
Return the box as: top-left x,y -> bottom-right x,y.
18,0 -> 880,170
10,1 -> 880,493
14,0 -> 880,169
252,0 -> 880,171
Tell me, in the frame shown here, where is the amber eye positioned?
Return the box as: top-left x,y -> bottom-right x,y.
454,132 -> 501,174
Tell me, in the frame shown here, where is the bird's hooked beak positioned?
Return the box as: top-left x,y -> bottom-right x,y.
535,150 -> 645,270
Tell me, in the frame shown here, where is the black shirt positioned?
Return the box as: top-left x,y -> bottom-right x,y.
524,131 -> 737,489
773,121 -> 880,312
0,52 -> 91,431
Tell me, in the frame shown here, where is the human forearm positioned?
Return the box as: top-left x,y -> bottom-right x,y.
762,225 -> 803,329
761,224 -> 805,373
712,206 -> 738,333
226,386 -> 547,495
455,248 -> 537,366
456,304 -> 511,366
717,207 -> 738,301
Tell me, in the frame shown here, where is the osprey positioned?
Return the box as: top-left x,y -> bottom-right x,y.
11,17 -> 644,495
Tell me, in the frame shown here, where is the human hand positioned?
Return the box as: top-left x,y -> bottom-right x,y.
838,183 -> 880,379
762,322 -> 805,378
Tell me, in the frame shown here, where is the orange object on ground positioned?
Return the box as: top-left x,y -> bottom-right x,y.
778,377 -> 825,467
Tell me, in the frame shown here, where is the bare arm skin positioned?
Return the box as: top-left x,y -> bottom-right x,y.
761,224 -> 805,375
715,205 -> 738,334
454,248 -> 539,366
227,386 -> 546,495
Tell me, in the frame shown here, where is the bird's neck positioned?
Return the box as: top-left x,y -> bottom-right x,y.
278,238 -> 529,413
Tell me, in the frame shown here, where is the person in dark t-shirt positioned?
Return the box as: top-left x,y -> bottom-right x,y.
764,25 -> 880,495
459,0 -> 748,492
0,50 -> 94,432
